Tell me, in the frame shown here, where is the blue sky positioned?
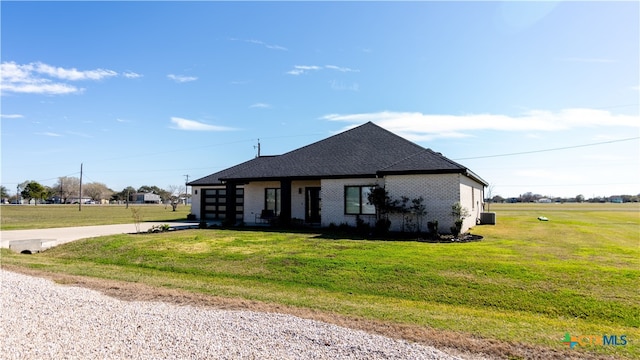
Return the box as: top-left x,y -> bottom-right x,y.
1,1 -> 638,199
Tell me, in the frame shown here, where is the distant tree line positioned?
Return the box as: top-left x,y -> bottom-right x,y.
486,192 -> 639,204
1,177 -> 188,205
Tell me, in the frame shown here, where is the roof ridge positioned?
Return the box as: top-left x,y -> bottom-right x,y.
277,121 -> 377,157
377,148 -> 431,172
377,147 -> 468,173
219,156 -> 276,180
426,148 -> 469,169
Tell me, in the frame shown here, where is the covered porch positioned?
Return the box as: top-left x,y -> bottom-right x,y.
222,179 -> 322,227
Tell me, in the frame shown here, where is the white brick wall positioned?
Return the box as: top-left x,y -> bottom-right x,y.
459,175 -> 485,231
384,174 -> 461,232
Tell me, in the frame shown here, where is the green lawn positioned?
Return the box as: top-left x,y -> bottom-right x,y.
1,203 -> 638,358
0,204 -> 191,230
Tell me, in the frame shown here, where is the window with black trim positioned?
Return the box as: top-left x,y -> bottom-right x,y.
265,188 -> 281,215
344,186 -> 375,215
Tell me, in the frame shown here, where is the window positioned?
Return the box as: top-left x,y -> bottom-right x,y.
344,186 -> 375,215
472,188 -> 475,210
265,188 -> 281,215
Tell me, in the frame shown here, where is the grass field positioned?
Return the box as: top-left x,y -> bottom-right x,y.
0,204 -> 191,230
1,203 -> 638,359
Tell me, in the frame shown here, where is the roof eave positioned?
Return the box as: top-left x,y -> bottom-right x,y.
465,169 -> 489,186
377,168 -> 489,187
377,169 -> 463,176
219,173 -> 378,183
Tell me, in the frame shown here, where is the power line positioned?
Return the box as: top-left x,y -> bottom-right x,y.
453,137 -> 639,161
90,133 -> 325,164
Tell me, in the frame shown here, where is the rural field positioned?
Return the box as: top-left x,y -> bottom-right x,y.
1,203 -> 638,359
0,204 -> 191,230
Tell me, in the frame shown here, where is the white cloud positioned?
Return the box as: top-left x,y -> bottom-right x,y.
287,65 -> 322,75
123,71 -> 143,79
1,61 -> 127,95
322,109 -> 640,141
170,117 -> 236,131
0,114 -> 24,119
2,82 -> 81,95
167,74 -> 198,83
325,65 -> 359,73
32,62 -> 117,80
250,103 -> 271,109
230,38 -> 288,51
287,65 -> 359,76
36,132 -> 63,137
245,39 -> 288,51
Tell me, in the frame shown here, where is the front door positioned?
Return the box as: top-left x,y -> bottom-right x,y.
305,187 -> 321,223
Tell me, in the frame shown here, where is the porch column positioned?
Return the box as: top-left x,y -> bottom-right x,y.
280,179 -> 292,226
225,181 -> 237,225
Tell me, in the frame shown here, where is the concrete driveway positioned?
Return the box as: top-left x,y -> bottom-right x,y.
0,222 -> 198,253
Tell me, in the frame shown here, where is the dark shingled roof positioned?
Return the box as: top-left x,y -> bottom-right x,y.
188,156 -> 276,185
188,122 -> 487,186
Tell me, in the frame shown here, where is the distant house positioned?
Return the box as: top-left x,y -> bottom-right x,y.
133,193 -> 161,204
66,197 -> 92,204
188,122 -> 488,234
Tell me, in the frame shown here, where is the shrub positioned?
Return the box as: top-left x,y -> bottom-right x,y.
450,202 -> 470,237
148,224 -> 170,233
427,220 -> 439,237
355,216 -> 371,235
374,218 -> 391,236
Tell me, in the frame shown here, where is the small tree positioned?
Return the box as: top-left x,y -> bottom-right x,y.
450,202 -> 470,237
84,182 -> 113,203
367,186 -> 397,235
397,196 -> 427,233
21,181 -> 46,205
131,207 -> 143,233
410,196 -> 427,233
398,196 -> 412,232
485,184 -> 494,211
0,185 -> 9,201
52,176 -> 80,204
167,185 -> 182,211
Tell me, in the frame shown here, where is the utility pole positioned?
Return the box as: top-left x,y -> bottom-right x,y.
184,174 -> 189,205
255,139 -> 261,157
78,163 -> 83,211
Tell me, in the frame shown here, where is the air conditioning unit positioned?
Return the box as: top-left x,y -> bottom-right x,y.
480,212 -> 496,225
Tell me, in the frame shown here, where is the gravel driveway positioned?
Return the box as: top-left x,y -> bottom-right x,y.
1,270 -> 460,359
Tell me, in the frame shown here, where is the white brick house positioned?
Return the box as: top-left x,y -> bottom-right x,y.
188,122 -> 487,234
